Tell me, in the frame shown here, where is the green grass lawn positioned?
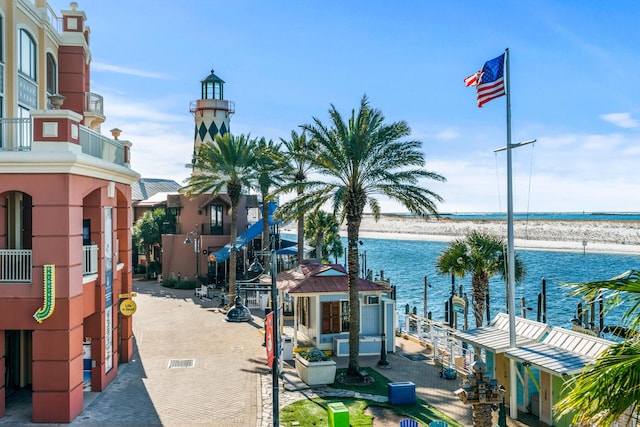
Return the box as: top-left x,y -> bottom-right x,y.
278,368 -> 464,427
328,368 -> 390,395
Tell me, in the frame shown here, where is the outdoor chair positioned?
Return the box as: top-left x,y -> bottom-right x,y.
399,419 -> 419,427
428,421 -> 449,427
194,285 -> 207,299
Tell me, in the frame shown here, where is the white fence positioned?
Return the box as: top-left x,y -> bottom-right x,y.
0,118 -> 32,151
0,246 -> 98,282
83,244 -> 99,275
237,285 -> 269,310
0,249 -> 32,282
401,313 -> 474,374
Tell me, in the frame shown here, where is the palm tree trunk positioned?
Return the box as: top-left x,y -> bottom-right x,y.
296,187 -> 304,262
346,219 -> 361,376
229,204 -> 238,301
261,198 -> 270,266
315,232 -> 323,262
472,274 -> 488,360
144,247 -> 151,280
472,274 -> 488,328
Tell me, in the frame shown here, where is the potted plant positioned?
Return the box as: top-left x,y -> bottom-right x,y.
295,347 -> 337,386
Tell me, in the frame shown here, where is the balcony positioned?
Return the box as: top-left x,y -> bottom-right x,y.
45,3 -> 62,33
0,118 -> 32,151
84,92 -> 105,129
189,99 -> 235,116
79,126 -> 125,166
0,245 -> 98,283
0,117 -> 127,167
83,244 -> 98,276
0,249 -> 33,283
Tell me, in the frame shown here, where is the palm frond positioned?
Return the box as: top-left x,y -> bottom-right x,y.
556,339 -> 640,425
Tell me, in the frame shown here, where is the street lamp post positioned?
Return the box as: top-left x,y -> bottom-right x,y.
184,224 -> 199,283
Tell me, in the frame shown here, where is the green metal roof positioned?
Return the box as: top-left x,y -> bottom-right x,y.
202,69 -> 225,83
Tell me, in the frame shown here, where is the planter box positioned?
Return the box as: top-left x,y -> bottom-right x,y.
295,354 -> 337,386
388,381 -> 416,405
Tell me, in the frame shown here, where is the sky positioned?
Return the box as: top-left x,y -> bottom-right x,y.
49,1 -> 640,214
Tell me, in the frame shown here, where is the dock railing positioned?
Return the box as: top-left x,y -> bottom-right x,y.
398,313 -> 474,375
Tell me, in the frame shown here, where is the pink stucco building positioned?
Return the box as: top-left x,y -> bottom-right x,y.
0,1 -> 139,422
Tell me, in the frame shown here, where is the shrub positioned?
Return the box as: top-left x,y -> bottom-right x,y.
161,278 -> 197,290
298,347 -> 331,362
161,278 -> 177,288
175,279 -> 197,290
147,261 -> 161,277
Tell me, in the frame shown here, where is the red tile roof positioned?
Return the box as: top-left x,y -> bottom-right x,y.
261,262 -> 391,294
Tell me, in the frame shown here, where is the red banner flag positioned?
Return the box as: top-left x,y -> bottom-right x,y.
265,311 -> 274,367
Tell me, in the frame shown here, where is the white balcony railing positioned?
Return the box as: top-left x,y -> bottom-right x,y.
189,99 -> 235,115
83,244 -> 99,276
0,118 -> 32,151
0,246 -> 98,282
45,4 -> 62,33
85,92 -> 104,116
79,126 -> 125,166
0,249 -> 32,283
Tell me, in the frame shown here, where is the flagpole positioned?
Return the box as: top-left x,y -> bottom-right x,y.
504,47 -> 520,420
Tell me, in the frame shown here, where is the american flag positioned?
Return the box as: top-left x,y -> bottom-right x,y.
464,53 -> 506,108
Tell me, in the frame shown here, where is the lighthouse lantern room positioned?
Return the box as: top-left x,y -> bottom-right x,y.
189,69 -> 235,169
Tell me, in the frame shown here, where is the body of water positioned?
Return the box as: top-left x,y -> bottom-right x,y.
432,212 -> 640,221
355,237 -> 636,331
282,214 -> 639,337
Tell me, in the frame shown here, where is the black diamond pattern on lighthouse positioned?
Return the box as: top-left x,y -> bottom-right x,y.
208,122 -> 219,140
198,122 -> 208,141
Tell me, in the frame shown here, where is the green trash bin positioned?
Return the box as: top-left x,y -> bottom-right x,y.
327,402 -> 349,427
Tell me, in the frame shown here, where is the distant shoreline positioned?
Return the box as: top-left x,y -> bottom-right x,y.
284,214 -> 640,255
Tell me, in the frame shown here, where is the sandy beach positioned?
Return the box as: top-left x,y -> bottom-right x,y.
326,214 -> 640,255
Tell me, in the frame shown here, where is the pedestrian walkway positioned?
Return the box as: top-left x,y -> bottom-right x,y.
2,279 -> 540,426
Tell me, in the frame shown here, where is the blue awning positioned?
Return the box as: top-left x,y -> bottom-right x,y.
276,245 -> 298,255
211,202 -> 278,262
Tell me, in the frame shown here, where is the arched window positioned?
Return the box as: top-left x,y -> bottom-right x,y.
46,53 -> 57,95
19,29 -> 36,81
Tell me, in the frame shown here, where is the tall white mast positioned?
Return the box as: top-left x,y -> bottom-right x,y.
495,48 -> 535,419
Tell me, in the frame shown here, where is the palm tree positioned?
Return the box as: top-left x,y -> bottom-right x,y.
304,209 -> 341,263
280,130 -> 315,261
255,137 -> 286,264
183,133 -> 258,300
556,270 -> 640,425
277,95 -> 446,376
436,231 -> 525,331
133,208 -> 175,280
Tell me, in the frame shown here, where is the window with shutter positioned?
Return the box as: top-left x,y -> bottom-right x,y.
321,301 -> 348,334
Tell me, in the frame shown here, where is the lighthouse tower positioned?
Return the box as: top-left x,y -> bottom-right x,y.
188,69 -> 235,171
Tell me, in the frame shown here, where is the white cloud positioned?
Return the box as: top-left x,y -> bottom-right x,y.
91,84 -> 640,214
94,92 -> 193,184
433,129 -> 460,141
91,62 -> 173,80
600,112 -> 638,129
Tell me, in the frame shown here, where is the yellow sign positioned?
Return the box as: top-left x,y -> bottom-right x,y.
120,299 -> 137,316
34,265 -> 56,323
208,253 -> 217,262
119,293 -> 138,299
